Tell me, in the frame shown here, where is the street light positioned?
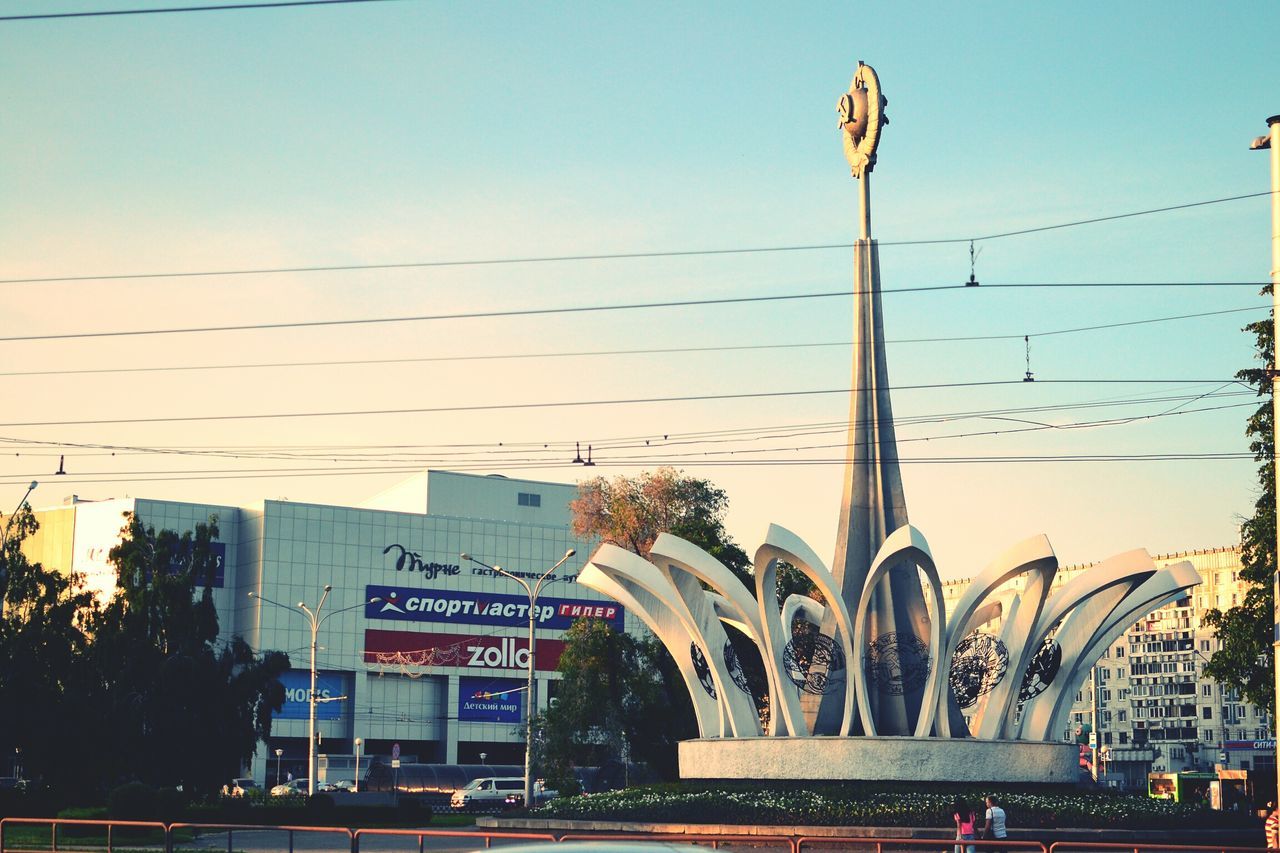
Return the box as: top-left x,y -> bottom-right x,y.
274,748 -> 284,786
249,585 -> 381,796
461,548 -> 575,810
1,480 -> 39,551
353,737 -> 362,793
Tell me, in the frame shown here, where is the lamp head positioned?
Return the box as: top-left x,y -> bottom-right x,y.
297,602 -> 305,608
368,597 -> 382,604
27,481 -> 38,491
460,552 -> 471,561
324,584 -> 332,592
565,548 -> 576,558
247,591 -> 256,598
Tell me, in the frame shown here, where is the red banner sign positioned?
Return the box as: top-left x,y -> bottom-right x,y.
364,628 -> 565,673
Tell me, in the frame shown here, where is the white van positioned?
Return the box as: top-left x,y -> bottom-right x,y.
450,777 -> 524,810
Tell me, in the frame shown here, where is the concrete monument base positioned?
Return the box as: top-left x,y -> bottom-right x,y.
679,736 -> 1078,784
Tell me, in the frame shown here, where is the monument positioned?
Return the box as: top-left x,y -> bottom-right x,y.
578,63 -> 1201,783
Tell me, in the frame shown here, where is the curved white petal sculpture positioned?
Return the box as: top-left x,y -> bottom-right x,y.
649,534 -> 763,737
850,525 -> 947,737
755,523 -> 858,737
579,552 -> 724,737
1037,560 -> 1202,742
936,535 -> 1057,739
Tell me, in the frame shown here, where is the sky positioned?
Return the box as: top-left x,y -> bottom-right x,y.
2,0 -> 1278,580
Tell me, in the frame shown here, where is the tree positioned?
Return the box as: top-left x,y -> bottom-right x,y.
89,512 -> 290,795
0,506 -> 98,798
570,467 -> 753,587
1203,306 -> 1276,716
536,618 -> 684,787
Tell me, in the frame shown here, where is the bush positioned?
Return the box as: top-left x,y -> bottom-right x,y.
107,782 -> 157,821
535,781 -> 1259,830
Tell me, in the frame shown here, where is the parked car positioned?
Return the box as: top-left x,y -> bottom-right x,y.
318,779 -> 354,793
270,778 -> 309,796
450,777 -> 524,810
503,782 -> 559,809
226,777 -> 259,797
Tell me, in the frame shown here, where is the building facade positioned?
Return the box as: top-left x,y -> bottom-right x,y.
943,547 -> 1275,790
28,471 -> 637,785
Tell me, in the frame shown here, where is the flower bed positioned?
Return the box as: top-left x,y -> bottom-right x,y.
535,782 -> 1253,830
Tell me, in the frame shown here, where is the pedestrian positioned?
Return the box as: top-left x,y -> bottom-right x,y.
1265,801 -> 1279,849
982,794 -> 1008,849
953,797 -> 977,853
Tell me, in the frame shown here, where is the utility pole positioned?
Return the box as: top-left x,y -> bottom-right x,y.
462,549 -> 576,810
1251,114 -> 1280,810
1091,665 -> 1100,783
250,586 -> 379,796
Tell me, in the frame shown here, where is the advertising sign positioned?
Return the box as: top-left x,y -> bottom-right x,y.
364,628 -> 566,673
365,585 -> 623,631
276,670 -> 352,720
459,676 -> 524,723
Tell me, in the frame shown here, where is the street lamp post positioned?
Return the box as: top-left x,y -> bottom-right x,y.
1,481 -> 39,552
249,586 -> 380,796
1250,113 -> 1280,809
353,737 -> 362,793
275,748 -> 284,787
461,548 -> 576,810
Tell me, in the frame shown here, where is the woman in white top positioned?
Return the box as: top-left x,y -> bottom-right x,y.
983,795 -> 1008,843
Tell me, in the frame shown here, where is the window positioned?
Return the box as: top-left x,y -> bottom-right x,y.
1203,707 -> 1213,720
1119,732 -> 1129,744
1116,646 -> 1125,658
1202,684 -> 1212,697
517,492 -> 541,507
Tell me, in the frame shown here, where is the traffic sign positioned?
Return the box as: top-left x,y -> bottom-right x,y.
391,759 -> 401,769
1088,733 -> 1097,748
392,742 -> 401,760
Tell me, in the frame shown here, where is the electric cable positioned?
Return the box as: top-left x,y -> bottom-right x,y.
0,399 -> 1249,476
0,285 -> 1263,344
2,191 -> 1270,285
0,378 -> 1248,428
0,0 -> 402,22
0,305 -> 1262,378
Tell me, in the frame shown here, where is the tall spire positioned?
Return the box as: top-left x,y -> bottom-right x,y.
803,64 -> 935,736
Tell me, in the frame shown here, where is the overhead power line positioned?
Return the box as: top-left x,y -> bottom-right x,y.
0,305 -> 1262,378
0,0 -> 400,22
0,379 -> 1246,428
0,399 -> 1250,474
0,285 -> 1263,344
0,452 -> 1253,487
0,389 -> 1247,460
1,191 -> 1270,285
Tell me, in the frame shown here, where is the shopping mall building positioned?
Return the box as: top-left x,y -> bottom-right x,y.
25,470 -> 637,784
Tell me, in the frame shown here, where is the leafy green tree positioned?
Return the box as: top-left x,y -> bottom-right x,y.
0,506 -> 98,798
89,512 -> 290,795
1203,307 -> 1276,715
537,618 -> 685,786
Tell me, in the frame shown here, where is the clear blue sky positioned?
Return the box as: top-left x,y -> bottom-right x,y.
2,0 -> 1278,577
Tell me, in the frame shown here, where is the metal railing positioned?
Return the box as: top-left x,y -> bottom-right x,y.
353,826 -> 556,851
796,837 -> 1047,853
1047,843 -> 1264,853
0,818 -> 1267,853
168,822 -> 353,853
559,830 -> 798,851
1,817 -> 169,853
